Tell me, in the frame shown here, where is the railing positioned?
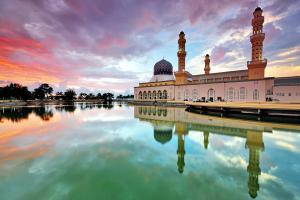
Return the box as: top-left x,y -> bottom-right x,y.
247,59 -> 267,65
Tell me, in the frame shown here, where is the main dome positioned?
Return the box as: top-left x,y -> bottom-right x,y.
153,59 -> 173,75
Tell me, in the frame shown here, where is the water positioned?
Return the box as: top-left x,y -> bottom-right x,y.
0,103 -> 300,200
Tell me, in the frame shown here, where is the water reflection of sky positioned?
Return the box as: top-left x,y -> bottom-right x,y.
0,103 -> 300,200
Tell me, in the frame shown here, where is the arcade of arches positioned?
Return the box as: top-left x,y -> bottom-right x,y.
138,90 -> 168,100
136,87 -> 260,101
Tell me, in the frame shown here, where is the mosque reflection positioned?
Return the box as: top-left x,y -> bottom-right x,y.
134,106 -> 287,199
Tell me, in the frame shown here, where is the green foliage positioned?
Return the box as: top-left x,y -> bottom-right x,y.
0,82 -> 117,102
33,83 -> 53,99
117,94 -> 134,99
0,83 -> 32,100
64,89 -> 77,100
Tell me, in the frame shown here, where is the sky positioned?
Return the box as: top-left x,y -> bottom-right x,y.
0,0 -> 300,94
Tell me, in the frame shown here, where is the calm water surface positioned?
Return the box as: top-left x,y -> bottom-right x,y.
0,103 -> 300,200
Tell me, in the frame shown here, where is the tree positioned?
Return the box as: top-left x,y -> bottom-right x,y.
64,89 -> 76,100
87,93 -> 95,99
19,86 -> 32,100
107,93 -> 114,100
33,83 -> 53,99
79,93 -> 87,99
102,92 -> 114,102
39,83 -> 53,97
33,88 -> 45,99
0,83 -> 32,100
54,92 -> 64,100
96,93 -> 102,99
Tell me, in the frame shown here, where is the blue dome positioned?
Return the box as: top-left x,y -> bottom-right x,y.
154,59 -> 173,75
154,129 -> 172,144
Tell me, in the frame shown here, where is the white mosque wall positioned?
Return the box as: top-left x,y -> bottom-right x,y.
273,85 -> 300,102
174,80 -> 266,102
134,79 -> 269,102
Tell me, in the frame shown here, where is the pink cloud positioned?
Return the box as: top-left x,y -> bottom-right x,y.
98,34 -> 128,49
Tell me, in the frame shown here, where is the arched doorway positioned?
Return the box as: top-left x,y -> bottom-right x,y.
208,88 -> 215,101
184,89 -> 189,100
228,87 -> 235,101
153,91 -> 157,100
253,89 -> 259,100
163,90 -> 167,99
239,87 -> 246,100
158,90 -> 162,99
148,91 -> 152,99
192,89 -> 198,101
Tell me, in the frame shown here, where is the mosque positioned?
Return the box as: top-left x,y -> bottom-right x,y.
134,7 -> 300,102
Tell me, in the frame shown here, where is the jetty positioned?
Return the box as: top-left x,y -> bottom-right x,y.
185,102 -> 300,120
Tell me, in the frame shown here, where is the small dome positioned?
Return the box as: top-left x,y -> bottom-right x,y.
179,31 -> 185,35
154,129 -> 172,144
153,59 -> 173,75
254,7 -> 262,12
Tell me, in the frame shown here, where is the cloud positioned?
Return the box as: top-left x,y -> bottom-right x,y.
0,0 -> 300,92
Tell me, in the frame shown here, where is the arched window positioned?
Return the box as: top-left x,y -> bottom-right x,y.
138,91 -> 142,99
239,87 -> 246,100
163,90 -> 167,99
253,89 -> 259,100
148,91 -> 152,99
177,92 -> 181,100
158,90 -> 162,99
143,91 -> 147,99
192,89 -> 198,100
152,107 -> 156,116
157,109 -> 162,116
228,87 -> 235,101
153,91 -> 156,99
162,109 -> 167,117
143,107 -> 147,115
208,88 -> 215,101
184,89 -> 189,100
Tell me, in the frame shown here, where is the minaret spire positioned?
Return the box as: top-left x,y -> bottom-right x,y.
174,31 -> 189,85
246,131 -> 264,199
204,54 -> 210,75
177,31 -> 186,72
247,7 -> 267,80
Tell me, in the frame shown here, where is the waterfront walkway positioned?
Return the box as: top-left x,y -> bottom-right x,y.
186,102 -> 300,111
185,102 -> 300,120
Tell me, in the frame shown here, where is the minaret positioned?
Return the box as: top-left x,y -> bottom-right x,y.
177,133 -> 185,174
175,122 -> 188,174
204,54 -> 210,75
178,31 -> 186,72
247,7 -> 267,80
245,130 -> 264,199
174,31 -> 189,85
203,131 -> 209,149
